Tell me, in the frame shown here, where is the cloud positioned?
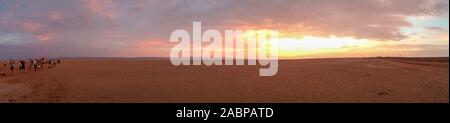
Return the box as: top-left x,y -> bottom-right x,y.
160,0 -> 448,40
83,0 -> 117,18
83,0 -> 119,28
48,12 -> 64,21
427,26 -> 447,31
0,33 -> 33,45
0,0 -> 448,58
36,33 -> 55,42
21,21 -> 43,32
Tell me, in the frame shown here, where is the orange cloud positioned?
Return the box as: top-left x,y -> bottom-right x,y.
118,39 -> 174,57
132,39 -> 174,49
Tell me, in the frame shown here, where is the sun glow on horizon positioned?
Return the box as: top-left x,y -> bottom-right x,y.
277,36 -> 377,58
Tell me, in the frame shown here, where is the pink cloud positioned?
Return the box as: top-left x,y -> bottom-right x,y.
83,0 -> 119,29
48,12 -> 64,21
117,39 -> 174,57
36,33 -> 55,42
21,21 -> 42,32
83,0 -> 117,19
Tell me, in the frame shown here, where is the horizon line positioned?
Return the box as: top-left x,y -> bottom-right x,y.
2,56 -> 449,61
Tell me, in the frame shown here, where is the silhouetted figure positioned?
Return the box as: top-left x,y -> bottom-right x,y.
9,59 -> 15,74
0,61 -> 5,77
33,59 -> 38,71
19,60 -> 25,72
53,60 -> 57,66
28,59 -> 33,71
48,59 -> 53,69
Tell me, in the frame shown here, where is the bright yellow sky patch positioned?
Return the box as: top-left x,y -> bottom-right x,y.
277,36 -> 377,58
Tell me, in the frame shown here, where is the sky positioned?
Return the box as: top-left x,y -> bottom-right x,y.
0,0 -> 448,59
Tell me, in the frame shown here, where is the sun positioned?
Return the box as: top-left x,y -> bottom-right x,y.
216,30 -> 378,59
277,36 -> 377,58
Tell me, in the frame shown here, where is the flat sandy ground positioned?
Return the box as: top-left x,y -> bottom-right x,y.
0,58 -> 448,103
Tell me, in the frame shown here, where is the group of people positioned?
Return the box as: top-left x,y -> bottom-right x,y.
0,57 -> 61,77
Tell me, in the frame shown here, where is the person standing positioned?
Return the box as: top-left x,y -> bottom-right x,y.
20,60 -> 26,72
33,59 -> 38,71
18,60 -> 22,71
53,59 -> 57,67
48,59 -> 53,69
28,59 -> 33,71
9,59 -> 15,74
0,61 -> 4,77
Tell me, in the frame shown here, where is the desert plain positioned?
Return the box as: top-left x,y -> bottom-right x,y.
0,57 -> 448,103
